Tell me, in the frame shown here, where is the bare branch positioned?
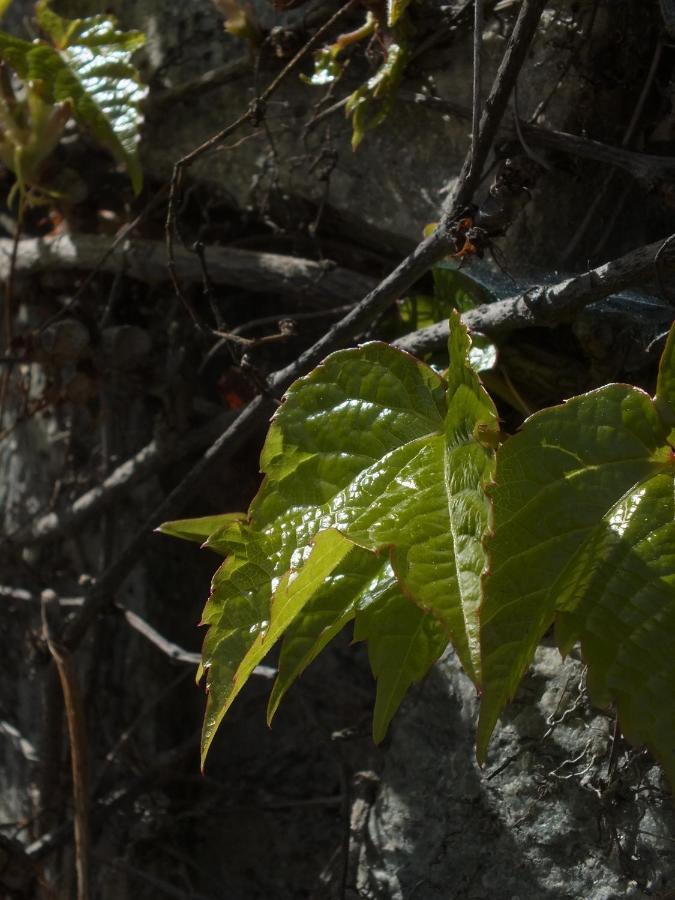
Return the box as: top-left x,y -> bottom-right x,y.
12,409 -> 240,547
40,590 -> 90,900
0,234 -> 376,306
392,234 -> 675,357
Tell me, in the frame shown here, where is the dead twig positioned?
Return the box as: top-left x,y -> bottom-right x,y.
165,0 -> 360,322
0,196 -> 25,429
446,0 -> 547,211
562,36 -> 664,262
36,186 -> 170,337
40,590 -> 90,900
3,584 -> 276,676
470,0 -> 485,179
11,409 -> 239,547
120,606 -> 273,677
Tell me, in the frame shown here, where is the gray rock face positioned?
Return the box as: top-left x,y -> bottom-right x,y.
113,0 -> 656,264
358,647 -> 675,900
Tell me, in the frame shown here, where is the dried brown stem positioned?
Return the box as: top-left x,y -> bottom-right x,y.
40,590 -> 90,900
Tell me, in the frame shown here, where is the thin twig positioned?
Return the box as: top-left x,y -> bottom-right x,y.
36,186 -> 169,336
0,196 -> 25,426
512,80 -> 551,172
529,0 -> 600,123
447,0 -> 548,211
562,36 -> 664,262
2,584 -> 276,675
165,0 -> 359,318
94,855 -> 214,900
470,0 -> 484,178
40,590 -> 89,900
399,91 -> 675,187
11,410 -> 238,547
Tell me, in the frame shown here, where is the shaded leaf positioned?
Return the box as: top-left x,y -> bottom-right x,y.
354,579 -> 449,741
433,264 -> 489,313
656,320 -> 675,444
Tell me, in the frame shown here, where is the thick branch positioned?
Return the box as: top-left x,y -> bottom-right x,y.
392,234 -> 675,356
0,234 -> 376,305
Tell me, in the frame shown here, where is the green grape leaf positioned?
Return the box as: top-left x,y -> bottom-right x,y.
184,313 -> 497,764
267,547 -> 387,723
346,42 -> 408,150
156,513 -> 246,547
354,578 -> 449,741
391,265 -> 495,371
0,1 -> 146,192
478,329 -> 675,786
433,264 -> 490,314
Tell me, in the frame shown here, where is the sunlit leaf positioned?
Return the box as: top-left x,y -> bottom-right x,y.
156,513 -> 246,547
7,0 -> 148,192
478,326 -> 675,787
346,42 -> 408,150
175,314 -> 496,764
302,45 -> 343,86
468,333 -> 497,373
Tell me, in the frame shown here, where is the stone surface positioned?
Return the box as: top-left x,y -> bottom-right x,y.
358,646 -> 675,900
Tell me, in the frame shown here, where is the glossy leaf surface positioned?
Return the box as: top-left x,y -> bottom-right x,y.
0,1 -> 146,192
157,513 -> 246,547
167,315 -> 497,763
478,331 -> 675,786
